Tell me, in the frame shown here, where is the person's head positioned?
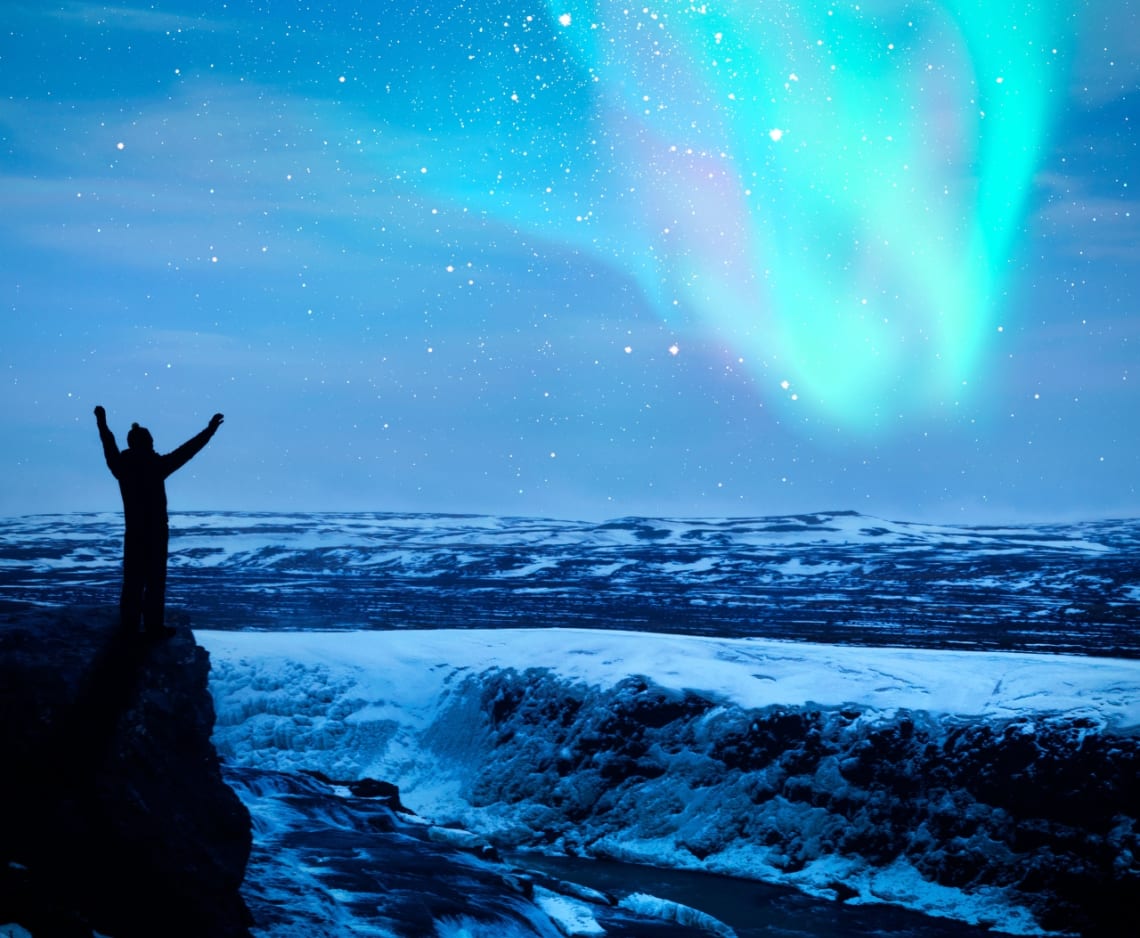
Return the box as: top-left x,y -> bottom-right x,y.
127,422 -> 154,452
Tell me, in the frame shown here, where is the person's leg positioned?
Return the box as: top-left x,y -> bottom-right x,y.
142,526 -> 169,633
120,532 -> 145,632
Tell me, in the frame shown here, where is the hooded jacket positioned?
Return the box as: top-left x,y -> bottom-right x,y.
99,422 -> 218,531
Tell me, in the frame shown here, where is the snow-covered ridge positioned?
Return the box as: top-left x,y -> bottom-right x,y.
3,510 -> 1138,655
201,628 -> 1140,937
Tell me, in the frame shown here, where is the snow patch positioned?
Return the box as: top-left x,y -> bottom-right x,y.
531,887 -> 605,936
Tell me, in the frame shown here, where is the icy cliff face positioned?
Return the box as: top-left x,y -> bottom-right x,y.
202,629 -> 1140,937
444,669 -> 1134,937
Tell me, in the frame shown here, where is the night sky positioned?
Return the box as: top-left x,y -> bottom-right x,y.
3,2 -> 1137,522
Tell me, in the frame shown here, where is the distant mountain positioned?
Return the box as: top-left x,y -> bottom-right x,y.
1,510 -> 1137,655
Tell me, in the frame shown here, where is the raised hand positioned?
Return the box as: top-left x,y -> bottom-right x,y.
94,405 -> 107,424
209,413 -> 225,431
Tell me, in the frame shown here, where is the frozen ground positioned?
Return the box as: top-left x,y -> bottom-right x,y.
4,509 -> 1137,933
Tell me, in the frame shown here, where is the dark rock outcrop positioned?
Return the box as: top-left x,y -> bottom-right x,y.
0,605 -> 251,937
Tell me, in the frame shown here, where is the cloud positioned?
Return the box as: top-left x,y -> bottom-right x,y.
43,1 -> 234,35
1071,1 -> 1140,106
1033,171 -> 1140,261
0,74 -> 522,285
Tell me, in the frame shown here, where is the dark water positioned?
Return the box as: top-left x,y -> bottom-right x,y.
512,853 -> 1022,938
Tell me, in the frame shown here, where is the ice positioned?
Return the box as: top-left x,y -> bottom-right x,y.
618,893 -> 736,937
531,887 -> 605,937
201,628 -> 1140,736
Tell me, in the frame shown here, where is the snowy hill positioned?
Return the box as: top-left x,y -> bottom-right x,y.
2,510 -> 1137,655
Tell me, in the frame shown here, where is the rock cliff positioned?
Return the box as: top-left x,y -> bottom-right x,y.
0,604 -> 251,937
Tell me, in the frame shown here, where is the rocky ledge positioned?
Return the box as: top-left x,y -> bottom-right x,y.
0,604 -> 252,937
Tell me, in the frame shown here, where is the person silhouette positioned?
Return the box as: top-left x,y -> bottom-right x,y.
94,405 -> 224,638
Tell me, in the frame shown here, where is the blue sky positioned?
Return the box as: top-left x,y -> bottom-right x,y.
2,1 -> 1137,522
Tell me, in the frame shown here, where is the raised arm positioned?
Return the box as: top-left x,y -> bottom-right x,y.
162,413 -> 224,478
94,405 -> 121,477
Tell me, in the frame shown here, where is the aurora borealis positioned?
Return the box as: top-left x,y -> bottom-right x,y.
501,2 -> 1075,424
1,2 -> 1136,520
